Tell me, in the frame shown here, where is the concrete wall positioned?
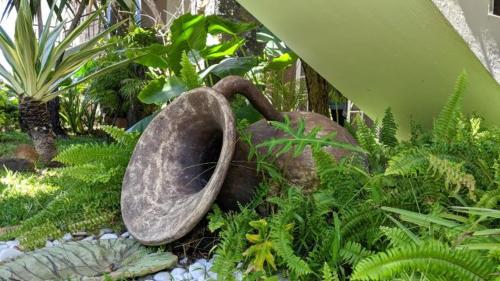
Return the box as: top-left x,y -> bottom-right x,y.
433,0 -> 500,83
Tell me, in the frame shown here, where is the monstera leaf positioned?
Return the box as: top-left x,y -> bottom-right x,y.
0,239 -> 177,281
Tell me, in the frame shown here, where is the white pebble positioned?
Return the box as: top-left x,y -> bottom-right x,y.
99,228 -> 113,236
100,233 -> 118,240
0,248 -> 23,262
52,240 -> 61,246
195,258 -> 208,266
171,268 -> 188,280
120,231 -> 130,238
62,233 -> 73,241
207,271 -> 217,280
189,262 -> 207,279
45,241 -> 53,247
233,270 -> 243,281
153,271 -> 173,281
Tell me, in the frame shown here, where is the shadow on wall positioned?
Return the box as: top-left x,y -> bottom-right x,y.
432,0 -> 500,83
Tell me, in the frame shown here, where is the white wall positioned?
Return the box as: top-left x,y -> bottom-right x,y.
433,0 -> 500,83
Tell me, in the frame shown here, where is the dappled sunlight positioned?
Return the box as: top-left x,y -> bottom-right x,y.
0,170 -> 61,227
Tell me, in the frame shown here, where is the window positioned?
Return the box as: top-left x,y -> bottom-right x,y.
492,0 -> 500,16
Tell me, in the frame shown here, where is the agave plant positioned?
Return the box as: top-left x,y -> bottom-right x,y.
0,0 -> 133,163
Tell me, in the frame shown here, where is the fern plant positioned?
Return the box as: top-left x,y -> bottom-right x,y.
379,107 -> 398,148
207,73 -> 499,281
0,127 -> 138,249
351,240 -> 497,281
434,72 -> 468,142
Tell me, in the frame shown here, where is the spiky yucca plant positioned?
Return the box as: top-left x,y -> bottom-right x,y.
0,0 -> 132,163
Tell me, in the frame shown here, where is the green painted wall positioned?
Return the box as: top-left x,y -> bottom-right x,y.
237,0 -> 500,137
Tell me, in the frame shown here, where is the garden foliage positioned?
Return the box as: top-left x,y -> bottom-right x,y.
207,74 -> 499,281
0,127 -> 138,249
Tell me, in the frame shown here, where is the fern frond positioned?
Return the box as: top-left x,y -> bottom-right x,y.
101,125 -> 139,146
351,241 -> 497,281
427,154 -> 476,200
380,226 -> 417,248
313,149 -> 337,188
180,51 -> 201,89
258,116 -> 365,157
354,115 -> 379,155
476,189 -> 500,209
340,241 -> 375,266
56,164 -> 122,184
380,107 -> 398,147
385,148 -> 428,176
322,263 -> 340,281
340,207 -> 382,240
270,223 -> 312,276
54,143 -> 127,167
212,208 -> 258,281
433,72 -> 468,142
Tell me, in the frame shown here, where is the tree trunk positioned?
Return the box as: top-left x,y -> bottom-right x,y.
302,61 -> 332,118
19,97 -> 57,164
47,0 -> 88,139
48,97 -> 67,138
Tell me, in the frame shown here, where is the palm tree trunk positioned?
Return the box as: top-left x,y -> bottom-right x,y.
19,96 -> 57,164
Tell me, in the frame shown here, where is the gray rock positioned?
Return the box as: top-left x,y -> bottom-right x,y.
45,241 -> 53,247
0,248 -> 23,262
52,240 -> 61,246
100,233 -> 118,240
153,271 -> 172,281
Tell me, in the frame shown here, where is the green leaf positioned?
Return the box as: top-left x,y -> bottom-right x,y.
180,52 -> 201,89
200,38 -> 246,60
138,77 -> 187,105
127,113 -> 158,133
206,15 -> 256,35
382,207 -> 461,228
201,56 -> 259,78
265,52 -> 298,71
167,14 -> 207,74
128,44 -> 169,68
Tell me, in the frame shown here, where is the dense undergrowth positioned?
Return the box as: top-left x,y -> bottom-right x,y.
0,74 -> 498,280
207,74 -> 500,280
